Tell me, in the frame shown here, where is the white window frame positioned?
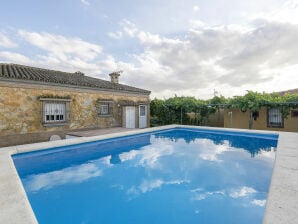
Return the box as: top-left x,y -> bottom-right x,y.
100,104 -> 109,115
40,98 -> 71,126
98,101 -> 113,116
139,105 -> 146,117
44,102 -> 66,123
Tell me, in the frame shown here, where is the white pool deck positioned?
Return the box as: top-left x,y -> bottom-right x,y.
0,125 -> 297,224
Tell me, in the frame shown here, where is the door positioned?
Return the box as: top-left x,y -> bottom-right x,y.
125,106 -> 136,128
139,105 -> 147,128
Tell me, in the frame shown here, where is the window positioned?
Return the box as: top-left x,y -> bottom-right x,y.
45,102 -> 66,122
100,104 -> 109,115
98,101 -> 113,116
40,98 -> 71,126
291,110 -> 298,118
268,108 -> 283,128
139,105 -> 146,116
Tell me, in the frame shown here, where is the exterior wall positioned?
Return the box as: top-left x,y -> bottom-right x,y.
208,109 -> 224,127
0,81 -> 150,146
224,107 -> 298,132
187,109 -> 224,127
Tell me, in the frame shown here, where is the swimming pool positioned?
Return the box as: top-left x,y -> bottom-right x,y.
13,127 -> 278,224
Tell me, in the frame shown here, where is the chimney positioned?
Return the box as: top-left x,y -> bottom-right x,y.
74,71 -> 84,76
109,71 -> 122,84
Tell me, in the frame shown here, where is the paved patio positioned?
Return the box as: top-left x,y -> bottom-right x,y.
66,127 -> 136,137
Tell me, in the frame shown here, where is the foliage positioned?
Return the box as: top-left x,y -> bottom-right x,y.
228,91 -> 298,117
150,96 -> 223,126
150,91 -> 298,127
209,95 -> 229,105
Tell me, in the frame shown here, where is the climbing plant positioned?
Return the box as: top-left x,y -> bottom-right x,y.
227,91 -> 298,129
150,91 -> 298,128
228,91 -> 298,117
150,95 -> 225,126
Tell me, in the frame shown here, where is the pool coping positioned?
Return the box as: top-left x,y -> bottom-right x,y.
0,125 -> 297,224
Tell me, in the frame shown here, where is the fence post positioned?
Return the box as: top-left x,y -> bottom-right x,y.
180,107 -> 182,125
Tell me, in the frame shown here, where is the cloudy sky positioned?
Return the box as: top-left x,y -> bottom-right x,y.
0,0 -> 297,99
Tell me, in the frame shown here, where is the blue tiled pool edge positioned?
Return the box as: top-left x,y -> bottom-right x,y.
12,126 -> 278,159
0,125 -> 297,224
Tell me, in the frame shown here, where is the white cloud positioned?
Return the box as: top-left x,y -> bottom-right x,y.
0,30 -> 108,77
0,51 -> 33,64
193,5 -> 200,12
108,31 -> 123,39
190,186 -> 265,207
191,189 -> 225,201
81,0 -> 90,6
256,149 -> 276,161
253,0 -> 298,24
120,19 -> 138,38
111,16 -> 298,98
127,178 -> 189,195
251,199 -> 266,207
119,19 -> 183,45
139,179 -> 163,193
197,139 -> 232,162
0,33 -> 17,48
23,163 -> 102,192
119,137 -> 174,169
229,186 -> 257,198
189,19 -> 205,28
18,30 -> 102,61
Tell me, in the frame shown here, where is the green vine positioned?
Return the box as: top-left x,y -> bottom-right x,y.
229,91 -> 298,118
150,91 -> 298,127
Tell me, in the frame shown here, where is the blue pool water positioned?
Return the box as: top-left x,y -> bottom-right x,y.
13,128 -> 278,224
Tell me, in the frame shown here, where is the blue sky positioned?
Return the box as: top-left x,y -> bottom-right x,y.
0,0 -> 298,98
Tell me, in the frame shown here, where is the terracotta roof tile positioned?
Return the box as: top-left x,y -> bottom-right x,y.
0,63 -> 150,94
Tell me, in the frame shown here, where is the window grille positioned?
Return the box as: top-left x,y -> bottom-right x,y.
268,108 -> 283,128
100,104 -> 109,115
44,102 -> 66,122
40,98 -> 71,126
291,110 -> 298,118
97,101 -> 113,116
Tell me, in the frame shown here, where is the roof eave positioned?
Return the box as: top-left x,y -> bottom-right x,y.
0,78 -> 151,95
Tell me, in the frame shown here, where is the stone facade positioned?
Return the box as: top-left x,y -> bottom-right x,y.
0,81 -> 150,147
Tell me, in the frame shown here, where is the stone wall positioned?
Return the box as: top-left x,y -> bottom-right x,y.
0,81 -> 150,146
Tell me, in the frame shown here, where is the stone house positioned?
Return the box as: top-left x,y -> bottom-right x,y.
0,63 -> 151,147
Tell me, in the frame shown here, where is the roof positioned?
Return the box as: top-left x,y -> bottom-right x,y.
274,88 -> 298,96
0,63 -> 150,94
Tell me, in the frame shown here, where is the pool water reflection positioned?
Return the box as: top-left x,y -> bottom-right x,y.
13,128 -> 277,224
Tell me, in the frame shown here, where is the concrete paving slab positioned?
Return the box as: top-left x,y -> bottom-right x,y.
263,132 -> 298,224
67,127 -> 136,137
